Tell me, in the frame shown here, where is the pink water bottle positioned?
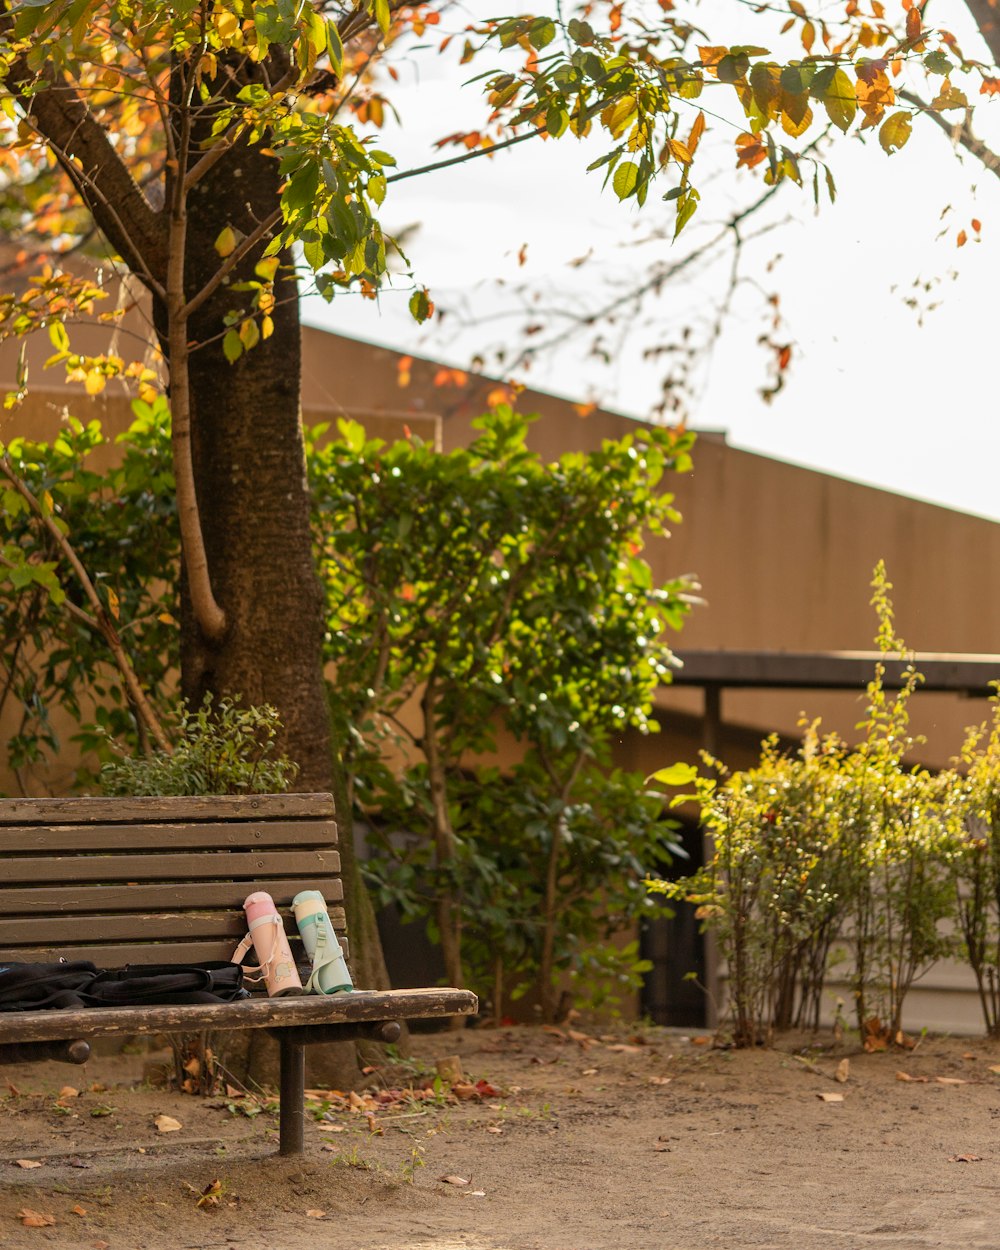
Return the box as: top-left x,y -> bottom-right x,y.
239,892 -> 304,997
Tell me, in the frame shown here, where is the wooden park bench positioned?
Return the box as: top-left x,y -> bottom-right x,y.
0,793 -> 477,1154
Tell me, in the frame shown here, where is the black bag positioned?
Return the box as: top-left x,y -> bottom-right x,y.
89,962 -> 250,1006
0,960 -> 249,1010
0,961 -> 100,1011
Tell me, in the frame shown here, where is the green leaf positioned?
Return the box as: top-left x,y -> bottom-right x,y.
646,763 -> 699,787
878,111 -> 911,155
47,321 -> 70,354
528,17 -> 555,49
612,161 -> 638,200
408,288 -> 433,323
567,17 -> 594,44
222,329 -> 243,364
374,0 -> 390,35
823,68 -> 856,132
923,50 -> 952,75
326,19 -> 344,77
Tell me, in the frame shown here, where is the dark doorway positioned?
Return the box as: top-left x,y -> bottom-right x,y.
641,818 -> 707,1027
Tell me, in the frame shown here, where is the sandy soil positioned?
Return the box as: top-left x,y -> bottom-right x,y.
2,1023 -> 1000,1250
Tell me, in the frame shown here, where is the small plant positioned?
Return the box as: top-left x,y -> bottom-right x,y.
100,695 -> 298,796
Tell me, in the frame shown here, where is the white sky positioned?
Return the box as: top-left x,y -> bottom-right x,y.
304,1 -> 1000,521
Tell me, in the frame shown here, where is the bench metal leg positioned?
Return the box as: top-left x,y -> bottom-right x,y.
278,1035 -> 305,1156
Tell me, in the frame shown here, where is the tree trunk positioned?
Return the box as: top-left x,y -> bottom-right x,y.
154,120 -> 385,1087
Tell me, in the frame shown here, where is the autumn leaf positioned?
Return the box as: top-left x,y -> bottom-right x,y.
18,1209 -> 56,1227
686,112 -> 706,157
735,133 -> 767,169
824,69 -> 857,131
154,1114 -> 182,1133
214,226 -> 237,258
905,6 -> 921,42
15,1159 -> 42,1168
438,1174 -> 470,1186
816,1091 -> 845,1102
879,111 -> 912,155
957,229 -> 968,247
306,1208 -> 327,1218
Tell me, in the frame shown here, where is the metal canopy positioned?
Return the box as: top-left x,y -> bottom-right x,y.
668,650 -> 1000,696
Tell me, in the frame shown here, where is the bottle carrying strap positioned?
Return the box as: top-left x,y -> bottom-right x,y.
231,914 -> 283,984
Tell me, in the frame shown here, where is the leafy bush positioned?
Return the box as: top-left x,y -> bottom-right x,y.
655,565 -> 962,1047
101,697 -> 297,796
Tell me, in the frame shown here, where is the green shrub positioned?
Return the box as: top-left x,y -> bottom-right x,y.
100,696 -> 297,796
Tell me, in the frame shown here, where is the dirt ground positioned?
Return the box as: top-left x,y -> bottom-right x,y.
2,1022 -> 1000,1250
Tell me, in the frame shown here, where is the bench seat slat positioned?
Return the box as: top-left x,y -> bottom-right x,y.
0,988 -> 478,1045
0,908 -> 346,946
0,794 -> 335,826
0,878 -> 344,916
0,820 -> 338,854
1,849 -> 340,884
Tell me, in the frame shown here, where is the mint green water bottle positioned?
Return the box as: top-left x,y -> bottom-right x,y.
291,890 -> 354,994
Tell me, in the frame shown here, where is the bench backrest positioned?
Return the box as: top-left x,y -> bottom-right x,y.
0,793 -> 345,971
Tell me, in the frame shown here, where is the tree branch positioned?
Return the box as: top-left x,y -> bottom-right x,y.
3,42 -> 167,289
182,207 -> 283,320
899,88 -> 1000,180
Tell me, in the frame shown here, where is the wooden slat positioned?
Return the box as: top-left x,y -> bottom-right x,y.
0,907 -> 346,946
1,849 -> 339,884
0,878 -> 344,916
0,988 -> 479,1045
0,820 -> 338,854
0,793 -> 334,826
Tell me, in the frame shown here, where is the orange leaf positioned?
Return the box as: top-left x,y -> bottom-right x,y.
972,218 -> 982,233
957,229 -> 968,247
735,132 -> 767,169
905,6 -> 921,41
980,77 -> 1000,96
686,111 -> 706,156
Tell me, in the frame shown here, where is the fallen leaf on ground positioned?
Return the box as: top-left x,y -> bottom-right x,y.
605,1044 -> 643,1054
935,1077 -> 967,1085
475,1080 -> 502,1097
18,1208 -> 56,1227
692,1036 -> 712,1046
7,1082 -> 20,1096
568,1030 -> 595,1048
154,1114 -> 182,1133
58,1086 -> 79,1099
15,1159 -> 42,1169
649,1076 -> 672,1086
835,1059 -> 850,1083
72,1206 -> 87,1217
949,1154 -> 983,1163
306,1208 -> 326,1218
463,1190 -> 486,1197
581,1068 -> 598,1077
486,1126 -> 503,1134
93,1241 -> 110,1249
896,1072 -> 928,1083
196,1180 -> 223,1208
989,1065 -> 1000,1075
317,1124 -> 346,1133
817,1092 -> 845,1102
438,1174 -> 470,1186
452,1083 -> 480,1100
